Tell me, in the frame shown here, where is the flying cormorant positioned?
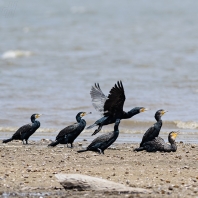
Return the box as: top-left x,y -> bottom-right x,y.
87,81 -> 148,135
3,114 -> 42,144
135,109 -> 167,149
134,131 -> 178,152
48,112 -> 91,147
78,119 -> 121,154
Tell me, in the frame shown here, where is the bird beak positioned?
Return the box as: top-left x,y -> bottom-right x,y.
82,112 -> 92,117
35,114 -> 42,118
140,108 -> 149,112
172,132 -> 178,138
162,110 -> 168,115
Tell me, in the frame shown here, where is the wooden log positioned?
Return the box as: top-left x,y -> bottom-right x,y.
55,173 -> 151,194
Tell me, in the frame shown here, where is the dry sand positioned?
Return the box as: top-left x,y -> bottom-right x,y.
0,139 -> 198,197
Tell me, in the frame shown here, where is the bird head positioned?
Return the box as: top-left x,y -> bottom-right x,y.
169,131 -> 179,141
30,114 -> 42,122
155,109 -> 167,120
31,114 -> 42,119
129,107 -> 148,115
139,107 -> 149,113
77,112 -> 92,118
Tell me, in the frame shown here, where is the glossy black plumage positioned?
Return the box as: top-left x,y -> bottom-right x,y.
87,81 -> 147,135
138,109 -> 167,148
78,119 -> 120,154
134,131 -> 178,152
2,114 -> 41,144
48,112 -> 90,147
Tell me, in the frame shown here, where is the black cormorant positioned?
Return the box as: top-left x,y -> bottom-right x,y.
87,81 -> 148,135
48,112 -> 91,147
136,109 -> 167,148
3,114 -> 41,144
134,131 -> 178,152
77,119 -> 120,154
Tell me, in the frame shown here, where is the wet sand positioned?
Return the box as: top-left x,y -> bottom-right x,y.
0,140 -> 198,198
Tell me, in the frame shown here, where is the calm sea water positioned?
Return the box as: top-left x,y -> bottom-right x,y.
1,0 -> 198,142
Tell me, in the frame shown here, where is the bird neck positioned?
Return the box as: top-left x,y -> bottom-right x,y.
114,122 -> 120,132
156,119 -> 162,127
168,138 -> 177,152
155,114 -> 162,122
32,120 -> 40,129
31,117 -> 36,123
76,115 -> 82,123
123,109 -> 139,119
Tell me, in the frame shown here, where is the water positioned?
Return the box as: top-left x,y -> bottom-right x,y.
0,0 -> 198,142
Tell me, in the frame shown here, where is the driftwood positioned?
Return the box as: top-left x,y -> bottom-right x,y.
55,173 -> 151,194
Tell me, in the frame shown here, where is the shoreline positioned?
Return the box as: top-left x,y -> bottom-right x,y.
1,131 -> 198,144
0,141 -> 198,197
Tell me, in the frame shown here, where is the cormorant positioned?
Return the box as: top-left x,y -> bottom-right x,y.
48,112 -> 91,147
134,131 -> 178,152
3,114 -> 41,144
87,81 -> 148,135
77,119 -> 120,154
136,109 -> 167,148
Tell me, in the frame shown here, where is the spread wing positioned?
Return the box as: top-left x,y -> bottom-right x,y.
56,123 -> 80,138
90,83 -> 108,115
103,81 -> 125,117
12,123 -> 32,138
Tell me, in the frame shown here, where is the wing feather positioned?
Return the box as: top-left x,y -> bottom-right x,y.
140,125 -> 155,146
90,83 -> 108,114
12,124 -> 32,138
88,131 -> 114,148
56,123 -> 80,138
104,81 -> 126,117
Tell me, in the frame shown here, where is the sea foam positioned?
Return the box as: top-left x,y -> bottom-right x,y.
1,50 -> 32,59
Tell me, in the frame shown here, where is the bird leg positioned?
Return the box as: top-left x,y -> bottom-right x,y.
26,140 -> 28,144
22,140 -> 26,145
70,143 -> 73,148
97,148 -> 103,154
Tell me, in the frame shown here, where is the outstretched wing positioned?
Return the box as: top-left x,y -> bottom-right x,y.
56,123 -> 80,138
90,83 -> 108,114
103,81 -> 125,117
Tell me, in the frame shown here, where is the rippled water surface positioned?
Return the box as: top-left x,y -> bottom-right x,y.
0,0 -> 198,142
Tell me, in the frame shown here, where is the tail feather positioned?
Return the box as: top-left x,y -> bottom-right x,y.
134,147 -> 145,152
77,149 -> 88,153
48,140 -> 60,147
3,138 -> 13,143
86,123 -> 97,130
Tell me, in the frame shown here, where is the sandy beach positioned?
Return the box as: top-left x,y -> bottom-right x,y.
0,140 -> 198,197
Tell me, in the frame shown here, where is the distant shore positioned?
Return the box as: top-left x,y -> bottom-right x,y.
0,140 -> 198,197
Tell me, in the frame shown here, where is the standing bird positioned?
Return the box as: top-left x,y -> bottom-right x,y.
87,81 -> 148,135
3,114 -> 41,144
78,119 -> 121,154
135,109 -> 167,150
48,112 -> 91,147
134,131 -> 178,152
